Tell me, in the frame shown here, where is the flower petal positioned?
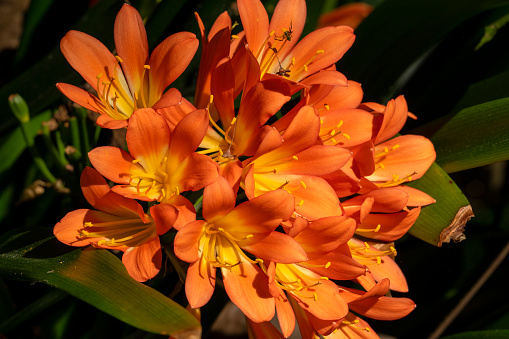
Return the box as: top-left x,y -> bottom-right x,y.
241,232 -> 307,264
89,146 -> 133,185
60,30 -> 118,91
122,235 -> 161,282
237,0 -> 270,59
150,203 -> 178,235
203,176 -> 236,221
222,261 -> 275,322
174,220 -> 205,263
126,108 -> 170,170
186,258 -> 216,308
114,4 -> 149,95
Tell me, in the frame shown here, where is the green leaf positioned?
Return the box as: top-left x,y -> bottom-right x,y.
432,97 -> 509,173
0,228 -> 200,336
338,0 -> 509,101
0,110 -> 52,175
441,329 -> 509,339
407,163 -> 473,246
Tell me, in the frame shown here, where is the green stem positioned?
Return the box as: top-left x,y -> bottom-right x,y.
19,121 -> 57,184
41,123 -> 68,171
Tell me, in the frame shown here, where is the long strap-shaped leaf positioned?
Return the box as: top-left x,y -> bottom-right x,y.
432,97 -> 509,173
407,163 -> 473,246
0,227 -> 200,336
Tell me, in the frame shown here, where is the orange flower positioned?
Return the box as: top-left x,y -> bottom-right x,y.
237,0 -> 355,84
57,4 -> 198,128
54,167 -> 175,282
243,105 -> 352,220
174,176 -> 306,322
88,108 -> 218,227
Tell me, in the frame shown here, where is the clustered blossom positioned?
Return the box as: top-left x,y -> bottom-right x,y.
54,1 -> 437,338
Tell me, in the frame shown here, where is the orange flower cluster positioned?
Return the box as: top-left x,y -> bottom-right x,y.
54,1 -> 437,338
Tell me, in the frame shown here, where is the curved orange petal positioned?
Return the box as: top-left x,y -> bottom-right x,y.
219,159 -> 243,194
318,3 -> 373,29
186,258 -> 216,308
321,169 -> 361,198
241,231 -> 307,264
203,176 -> 236,222
332,312 -> 378,339
114,3 -> 149,95
319,108 -> 376,148
60,30 -> 117,91
299,70 -> 347,87
80,167 -> 143,219
155,95 -> 196,132
150,203 -> 178,235
126,108 -> 170,168
152,87 -> 183,111
96,114 -> 128,129
167,195 -> 197,230
221,189 -> 294,233
342,188 -> 409,213
291,176 -> 342,220
210,57 -> 235,125
282,26 -> 355,82
56,83 -> 106,115
295,216 -> 356,253
54,209 -> 95,247
357,207 -> 421,242
149,32 -> 199,103
122,235 -> 161,282
170,152 -> 219,192
88,146 -> 133,185
391,185 -> 436,206
373,95 -> 408,144
174,220 -> 205,263
275,145 -> 352,176
168,109 -> 209,165
368,255 -> 409,293
307,80 -> 364,110
222,261 -> 275,322
269,0 -> 306,60
237,0 -> 270,59
367,135 -> 436,184
235,79 -> 291,156
275,290 -> 296,338
305,245 -> 366,280
350,295 -> 416,321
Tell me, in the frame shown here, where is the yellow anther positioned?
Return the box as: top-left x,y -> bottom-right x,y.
374,224 -> 381,232
292,155 -> 299,160
230,117 -> 237,124
81,230 -> 90,236
376,256 -> 381,265
316,50 -> 325,54
303,64 -> 308,72
300,181 -> 307,189
384,147 -> 389,153
313,293 -> 318,301
390,246 -> 397,255
246,234 -> 254,239
364,242 -> 370,252
393,174 -> 400,181
231,34 -> 239,39
298,200 -> 304,206
96,73 -> 104,79
337,120 -> 343,128
132,159 -> 141,164
269,30 -> 275,36
84,222 -> 93,227
408,175 -> 413,182
209,95 -> 214,104
379,163 -> 385,169
320,119 -> 323,124
110,238 -> 116,245
330,130 -> 336,136
175,186 -> 180,195
134,92 -> 139,100
324,104 -> 330,110
97,240 -> 105,246
144,65 -> 151,70
115,56 -> 123,62
291,57 -> 295,65
331,138 -> 337,144
325,262 -> 331,268
343,133 -> 351,140
392,144 -> 400,150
